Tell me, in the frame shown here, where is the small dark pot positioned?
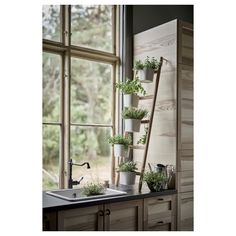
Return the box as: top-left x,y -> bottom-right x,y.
146,182 -> 163,192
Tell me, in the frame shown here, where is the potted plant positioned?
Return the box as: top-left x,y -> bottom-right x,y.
108,134 -> 132,157
81,183 -> 105,196
117,161 -> 138,185
143,171 -> 168,192
122,107 -> 148,132
134,56 -> 160,82
115,78 -> 146,107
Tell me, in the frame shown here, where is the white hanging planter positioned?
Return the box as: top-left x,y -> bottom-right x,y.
124,119 -> 141,132
120,171 -> 136,185
138,68 -> 154,82
113,144 -> 126,157
123,94 -> 139,107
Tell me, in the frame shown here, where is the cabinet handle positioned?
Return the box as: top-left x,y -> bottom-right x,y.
105,209 -> 111,216
157,221 -> 164,224
98,210 -> 104,216
157,198 -> 164,201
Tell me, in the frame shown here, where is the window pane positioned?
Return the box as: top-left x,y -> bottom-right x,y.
43,52 -> 61,122
42,5 -> 61,41
70,126 -> 112,185
71,58 -> 112,124
43,125 -> 60,190
71,5 -> 113,52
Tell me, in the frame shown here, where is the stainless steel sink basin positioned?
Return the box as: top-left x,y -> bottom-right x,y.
46,188 -> 127,201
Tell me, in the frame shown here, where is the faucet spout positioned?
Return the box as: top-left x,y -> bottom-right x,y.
68,159 -> 91,189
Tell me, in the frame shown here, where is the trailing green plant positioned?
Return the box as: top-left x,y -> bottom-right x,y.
134,56 -> 160,70
115,78 -> 146,95
143,171 -> 168,192
108,134 -> 132,149
117,161 -> 138,172
81,183 -> 105,196
122,107 -> 148,120
137,126 -> 148,145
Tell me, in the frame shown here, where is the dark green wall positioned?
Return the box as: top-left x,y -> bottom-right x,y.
131,5 -> 193,34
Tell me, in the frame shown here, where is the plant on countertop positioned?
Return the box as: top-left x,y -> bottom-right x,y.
122,107 -> 148,120
115,78 -> 146,95
143,171 -> 168,192
108,134 -> 132,149
81,183 -> 105,196
137,126 -> 148,145
134,56 -> 160,70
117,161 -> 138,172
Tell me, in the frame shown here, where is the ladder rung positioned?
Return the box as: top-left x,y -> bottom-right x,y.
139,95 -> 154,100
129,145 -> 145,150
141,120 -> 150,124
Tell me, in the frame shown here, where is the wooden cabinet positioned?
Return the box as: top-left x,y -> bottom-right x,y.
105,199 -> 143,231
58,204 -> 104,231
57,199 -> 143,231
133,19 -> 194,231
43,211 -> 57,231
143,194 -> 176,231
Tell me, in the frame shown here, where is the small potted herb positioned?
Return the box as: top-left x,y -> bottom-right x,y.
81,183 -> 105,196
122,107 -> 148,132
117,161 -> 138,185
143,171 -> 168,192
134,56 -> 160,82
115,78 -> 146,107
108,134 -> 132,157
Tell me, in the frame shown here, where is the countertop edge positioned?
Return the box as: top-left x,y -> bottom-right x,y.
43,188 -> 177,212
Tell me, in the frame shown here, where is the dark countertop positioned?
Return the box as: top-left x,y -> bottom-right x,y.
43,185 -> 177,212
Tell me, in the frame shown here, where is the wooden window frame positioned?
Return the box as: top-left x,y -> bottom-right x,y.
43,5 -> 120,189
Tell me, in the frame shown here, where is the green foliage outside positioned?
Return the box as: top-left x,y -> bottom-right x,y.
42,5 -> 114,190
122,107 -> 148,120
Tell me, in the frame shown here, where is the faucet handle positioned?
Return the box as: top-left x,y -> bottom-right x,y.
77,176 -> 84,184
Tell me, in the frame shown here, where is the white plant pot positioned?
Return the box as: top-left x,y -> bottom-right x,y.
123,94 -> 139,107
114,144 -> 126,157
124,119 -> 141,132
138,68 -> 154,82
120,171 -> 136,185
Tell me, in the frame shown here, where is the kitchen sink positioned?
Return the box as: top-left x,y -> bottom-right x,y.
46,188 -> 127,201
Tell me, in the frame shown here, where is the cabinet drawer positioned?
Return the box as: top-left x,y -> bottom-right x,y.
144,194 -> 176,231
147,216 -> 172,231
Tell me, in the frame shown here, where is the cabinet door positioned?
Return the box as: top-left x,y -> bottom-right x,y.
177,192 -> 193,231
104,199 -> 143,231
58,205 -> 104,231
43,211 -> 57,231
144,195 -> 176,231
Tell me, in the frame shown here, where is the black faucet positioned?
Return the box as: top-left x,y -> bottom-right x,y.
68,159 -> 90,189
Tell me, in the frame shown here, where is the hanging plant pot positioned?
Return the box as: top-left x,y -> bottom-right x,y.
124,119 -> 141,132
123,94 -> 139,107
138,68 -> 154,82
113,144 -> 126,157
119,171 -> 136,185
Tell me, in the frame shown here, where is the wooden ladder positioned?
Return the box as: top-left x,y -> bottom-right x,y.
135,56 -> 165,192
116,56 -> 165,192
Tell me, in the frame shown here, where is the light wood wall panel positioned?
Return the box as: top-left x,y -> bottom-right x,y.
133,19 -> 178,169
177,192 -> 194,231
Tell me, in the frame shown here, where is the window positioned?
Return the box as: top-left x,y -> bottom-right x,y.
42,5 -> 119,190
